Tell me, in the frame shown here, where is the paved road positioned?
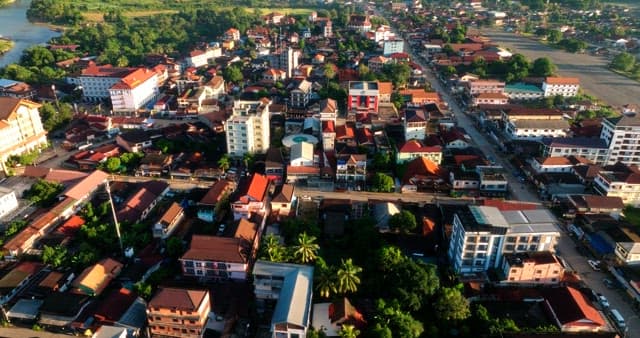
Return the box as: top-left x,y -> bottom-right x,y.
481,30 -> 639,108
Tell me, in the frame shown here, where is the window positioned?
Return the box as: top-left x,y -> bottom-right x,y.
535,278 -> 540,282
509,277 -> 515,281
519,236 -> 528,242
517,244 -> 527,251
536,270 -> 542,274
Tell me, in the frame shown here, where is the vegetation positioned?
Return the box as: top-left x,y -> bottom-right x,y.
371,173 -> 395,193
39,102 -> 74,132
42,245 -> 68,268
389,210 -> 418,233
453,54 -> 557,83
0,38 -> 13,55
23,179 -> 64,207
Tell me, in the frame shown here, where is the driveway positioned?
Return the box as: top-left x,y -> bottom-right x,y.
481,29 -> 640,108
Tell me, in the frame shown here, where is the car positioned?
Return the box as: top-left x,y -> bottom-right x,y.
588,259 -> 601,271
597,294 -> 610,308
603,278 -> 617,289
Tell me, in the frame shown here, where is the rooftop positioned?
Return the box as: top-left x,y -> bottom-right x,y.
148,287 -> 208,312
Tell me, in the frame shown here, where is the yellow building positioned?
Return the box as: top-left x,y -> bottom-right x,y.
0,97 -> 48,173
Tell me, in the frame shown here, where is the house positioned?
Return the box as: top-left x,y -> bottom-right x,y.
368,56 -> 389,73
593,162 -> 640,206
0,186 -> 18,219
404,109 -> 427,141
400,89 -> 441,106
38,292 -> 90,328
541,137 -> 609,165
401,157 -> 447,193
322,121 -> 336,152
0,262 -> 43,305
0,78 -> 36,99
153,202 -> 185,239
534,172 -> 586,200
441,128 -> 471,149
311,298 -> 366,337
348,14 -> 371,32
253,261 -> 314,338
231,173 -> 270,220
504,83 -> 544,101
116,130 -> 154,153
271,184 -> 295,216
147,287 -> 211,338
465,80 -> 505,97
542,77 -> 580,97
117,180 -> 170,224
501,251 -> 564,284
612,227 -> 640,265
180,233 -> 253,281
197,179 -> 236,222
71,258 -> 123,296
108,68 -> 160,113
224,28 -> 241,41
335,154 -> 367,184
347,81 -> 379,113
477,166 -> 509,197
541,287 -> 606,332
290,142 -> 315,167
290,79 -> 312,108
564,195 -> 624,219
136,153 -> 172,177
0,97 -> 48,173
530,156 -> 590,174
448,205 -> 561,273
263,68 -> 287,83
396,140 -> 443,165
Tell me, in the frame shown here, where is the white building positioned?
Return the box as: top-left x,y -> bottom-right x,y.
593,163 -> 640,206
505,119 -> 570,140
78,62 -> 135,102
290,79 -> 312,108
0,98 -> 48,174
290,142 -> 315,167
109,68 -> 159,113
186,47 -> 222,68
0,187 -> 18,219
448,205 -> 561,273
383,39 -> 405,56
601,115 -> 640,165
226,99 -> 271,157
542,77 -> 580,97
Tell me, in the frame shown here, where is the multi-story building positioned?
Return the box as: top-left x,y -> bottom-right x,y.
0,97 -> 48,173
0,186 -> 18,219
396,140 -> 443,164
347,81 -> 379,113
501,252 -> 565,284
504,119 -> 570,140
368,56 -> 389,73
542,77 -> 580,97
593,162 -> 640,206
347,14 -> 371,32
600,115 -> 640,165
541,137 -> 609,165
185,47 -> 222,68
290,79 -> 312,108
109,68 -> 159,113
477,166 -> 509,197
271,47 -> 300,79
226,99 -> 271,157
465,80 -> 505,97
253,261 -> 314,338
153,202 -> 185,239
147,287 -> 210,338
472,92 -> 509,106
78,62 -> 135,102
224,28 -> 241,41
0,79 -> 36,99
336,154 -> 367,183
448,205 -> 561,273
404,109 -> 427,141
383,39 -> 404,56
231,173 -> 270,220
504,83 -> 544,101
322,121 -> 336,151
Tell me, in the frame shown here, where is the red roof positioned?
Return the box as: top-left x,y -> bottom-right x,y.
543,287 -> 605,327
545,77 -> 580,85
181,235 -> 247,263
399,139 -> 442,153
93,288 -> 138,324
200,180 -> 235,206
111,68 -> 157,90
245,173 -> 269,202
149,287 -> 208,312
481,199 -> 540,211
322,120 -> 335,133
336,124 -> 355,139
56,215 -> 85,236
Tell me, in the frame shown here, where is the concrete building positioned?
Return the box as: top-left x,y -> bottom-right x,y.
593,162 -> 640,206
541,137 -> 610,165
542,77 -> 580,97
501,252 -> 564,284
109,68 -> 159,113
226,99 -> 271,157
505,119 -> 570,140
147,288 -> 210,338
0,186 -> 18,219
347,81 -> 379,113
448,205 -> 561,273
290,79 -> 312,108
404,109 -> 427,141
601,115 -> 640,165
0,98 -> 48,174
504,83 -> 544,101
78,62 -> 135,102
465,80 -> 505,97
383,39 -> 405,56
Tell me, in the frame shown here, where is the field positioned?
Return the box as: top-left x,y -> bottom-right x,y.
82,6 -> 314,22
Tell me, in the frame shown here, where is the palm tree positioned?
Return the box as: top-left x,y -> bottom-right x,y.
261,234 -> 288,262
337,258 -> 362,295
314,265 -> 337,299
217,154 -> 231,172
338,324 -> 360,338
293,232 -> 320,264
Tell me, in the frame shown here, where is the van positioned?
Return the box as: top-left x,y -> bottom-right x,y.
609,309 -> 626,330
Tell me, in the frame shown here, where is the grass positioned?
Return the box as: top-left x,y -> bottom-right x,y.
83,6 -> 314,22
83,10 -> 178,22
0,39 -> 14,55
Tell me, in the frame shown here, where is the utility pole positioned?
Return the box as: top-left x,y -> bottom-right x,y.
104,180 -> 124,255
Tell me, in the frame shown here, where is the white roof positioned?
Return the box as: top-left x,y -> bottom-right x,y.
291,141 -> 314,161
470,206 -> 509,227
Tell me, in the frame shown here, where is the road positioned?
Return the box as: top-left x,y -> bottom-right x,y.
482,29 -> 640,108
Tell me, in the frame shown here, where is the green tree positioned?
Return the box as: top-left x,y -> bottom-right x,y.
259,234 -> 289,262
21,46 -> 55,68
531,57 -> 556,77
222,64 -> 243,83
337,258 -> 362,294
292,232 -> 320,264
133,281 -> 153,300
547,29 -> 562,43
23,179 -> 64,207
166,237 -> 184,258
314,259 -> 337,299
42,245 -> 67,268
323,63 -> 337,81
373,299 -> 424,338
388,210 -> 417,233
371,173 -> 394,193
105,157 -> 121,173
434,287 -> 471,321
611,52 -> 636,72
338,324 -> 360,338
372,151 -> 392,171
217,154 -> 231,171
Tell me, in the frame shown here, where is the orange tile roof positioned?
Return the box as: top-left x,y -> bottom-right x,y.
64,170 -> 109,200
111,68 -> 157,90
539,157 -> 572,166
377,82 -> 393,95
181,235 -> 247,263
72,258 -> 123,296
399,139 -> 442,153
246,173 -> 269,202
159,202 -> 183,226
149,287 -> 208,312
200,180 -> 235,206
545,77 -> 580,85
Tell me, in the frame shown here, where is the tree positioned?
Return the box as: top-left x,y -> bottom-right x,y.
315,258 -> 337,299
23,179 -> 64,207
42,245 -> 67,268
133,282 -> 153,300
611,52 -> 636,72
338,325 -> 360,338
531,57 -> 556,77
323,63 -> 337,81
389,210 -> 417,233
292,232 -> 320,264
547,29 -> 562,43
373,299 -> 424,338
217,154 -> 231,171
105,157 -> 121,173
222,64 -> 243,84
337,258 -> 362,294
259,234 -> 289,262
371,173 -> 394,193
434,287 -> 471,321
372,151 -> 392,171
166,237 -> 184,258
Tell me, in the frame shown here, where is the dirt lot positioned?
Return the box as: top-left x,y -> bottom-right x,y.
482,29 -> 640,108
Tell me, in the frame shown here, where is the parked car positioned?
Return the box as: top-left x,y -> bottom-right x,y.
603,278 -> 617,289
588,259 -> 601,271
597,294 -> 610,308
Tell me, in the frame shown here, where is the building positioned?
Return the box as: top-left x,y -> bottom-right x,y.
368,56 -> 389,73
401,157 -> 446,193
0,97 -> 48,173
71,258 -> 123,296
0,78 -> 36,99
542,77 -> 580,97
465,80 -> 505,97
224,28 -> 241,41
477,166 -> 509,196
265,147 -> 285,185
311,298 -> 366,337
600,115 -> 640,165
322,121 -> 336,151
504,83 -> 544,101
253,261 -> 314,338
147,287 -> 211,338
404,109 -> 427,141
501,252 -> 564,284
593,162 -> 640,206
383,39 -> 405,56
612,227 -> 640,265
396,140 -> 443,164
290,79 -> 312,108
226,99 -> 271,157
271,47 -> 300,79
78,62 -> 135,102
541,137 -> 610,165
185,47 -> 222,68
472,92 -> 509,106
197,179 -> 236,222
335,154 -> 367,184
448,205 -> 561,273
348,14 -> 371,32
290,142 -> 315,167
0,262 -> 43,305
271,184 -> 295,216
530,156 -> 587,174
505,119 -> 570,140
109,68 -> 159,113
153,202 -> 185,239
0,186 -> 19,219
231,173 -> 270,220
347,81 -> 379,113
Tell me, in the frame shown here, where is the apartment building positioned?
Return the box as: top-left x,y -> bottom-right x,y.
505,119 -> 570,140
185,47 -> 222,68
336,154 -> 367,183
593,162 -> 640,206
501,252 -> 564,284
542,77 -> 580,97
290,79 -> 312,108
0,97 -> 48,173
0,186 -> 18,219
541,137 -> 610,165
147,287 -> 210,338
347,81 -> 379,113
226,98 -> 271,157
600,115 -> 640,165
109,68 -> 159,113
78,62 -> 135,102
464,80 -> 505,97
404,109 -> 427,141
448,205 -> 561,273
472,92 -> 509,106
383,39 -> 405,56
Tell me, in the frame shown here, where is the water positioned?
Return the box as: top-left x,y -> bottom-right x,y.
0,0 -> 61,67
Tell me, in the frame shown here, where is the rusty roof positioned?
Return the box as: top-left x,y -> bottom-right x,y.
148,287 -> 208,312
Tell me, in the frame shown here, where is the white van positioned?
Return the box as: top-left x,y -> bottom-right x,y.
609,309 -> 626,330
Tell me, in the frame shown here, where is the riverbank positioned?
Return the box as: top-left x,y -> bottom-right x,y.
0,0 -> 17,7
0,37 -> 14,55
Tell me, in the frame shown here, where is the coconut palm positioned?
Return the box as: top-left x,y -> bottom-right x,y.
217,154 -> 231,172
314,265 -> 337,299
337,258 -> 362,295
260,234 -> 288,262
293,232 -> 320,264
338,324 -> 360,338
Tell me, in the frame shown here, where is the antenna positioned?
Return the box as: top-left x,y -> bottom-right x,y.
105,180 -> 124,255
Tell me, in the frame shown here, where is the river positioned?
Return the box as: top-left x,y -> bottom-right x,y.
0,0 -> 61,67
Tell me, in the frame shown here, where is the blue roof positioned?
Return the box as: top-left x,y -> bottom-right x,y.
0,78 -> 18,89
588,233 -> 614,254
504,82 -> 543,93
